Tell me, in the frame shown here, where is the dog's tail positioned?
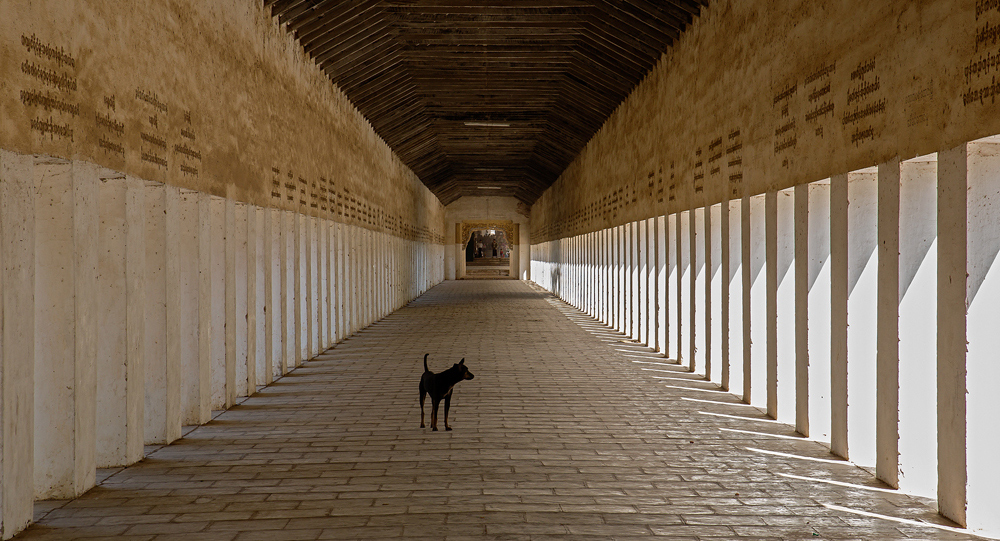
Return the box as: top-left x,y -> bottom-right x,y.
423,353 -> 429,372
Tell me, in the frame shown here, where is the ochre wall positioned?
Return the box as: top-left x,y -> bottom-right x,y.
532,0 -> 986,242
0,0 -> 444,243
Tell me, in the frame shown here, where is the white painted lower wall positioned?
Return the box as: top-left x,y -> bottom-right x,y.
530,143 -> 1000,536
0,152 -> 445,540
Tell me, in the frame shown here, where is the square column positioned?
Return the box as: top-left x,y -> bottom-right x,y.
646,218 -> 657,350
629,221 -> 646,342
248,206 -> 264,391
656,216 -> 667,355
745,194 -> 766,407
667,215 -> 679,361
794,181 -> 832,441
617,226 -> 626,333
766,190 -> 795,423
677,210 -> 690,367
691,208 -> 706,375
729,198 -> 744,396
209,197 -> 227,406
939,141 -> 1000,532
1,151 -> 35,539
708,204 -> 723,384
177,190 -> 206,424
96,174 -> 146,466
33,159 -> 99,498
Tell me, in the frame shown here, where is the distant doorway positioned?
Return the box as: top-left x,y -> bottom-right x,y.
465,229 -> 510,278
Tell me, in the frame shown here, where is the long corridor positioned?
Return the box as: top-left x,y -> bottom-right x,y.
15,281 -> 981,540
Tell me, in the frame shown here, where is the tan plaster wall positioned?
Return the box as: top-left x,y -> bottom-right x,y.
0,0 -> 443,243
532,0 -> 984,242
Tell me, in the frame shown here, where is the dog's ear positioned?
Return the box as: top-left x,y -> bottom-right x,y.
459,359 -> 465,365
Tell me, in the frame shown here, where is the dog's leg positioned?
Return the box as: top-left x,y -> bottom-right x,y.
430,398 -> 439,431
443,394 -> 452,431
419,384 -> 426,428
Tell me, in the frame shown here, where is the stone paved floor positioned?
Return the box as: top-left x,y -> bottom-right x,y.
15,280 -> 991,540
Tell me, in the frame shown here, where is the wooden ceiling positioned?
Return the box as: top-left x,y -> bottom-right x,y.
266,0 -> 706,206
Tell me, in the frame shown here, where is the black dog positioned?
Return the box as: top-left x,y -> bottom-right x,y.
419,353 -> 474,431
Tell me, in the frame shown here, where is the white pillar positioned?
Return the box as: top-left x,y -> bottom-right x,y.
196,194 -> 215,411
227,200 -> 248,401
143,181 -> 173,442
616,226 -> 626,333
768,190 -> 795,423
247,205 -> 263,392
691,208 -> 706,375
1,152 -> 35,539
656,216 -> 667,355
708,205 -> 723,384
667,215 -> 679,361
305,216 -> 315,357
646,218 -> 657,350
677,211 -> 690,367
162,186 -> 183,440
796,181 -> 832,442
728,198 -> 744,396
848,169 -> 879,466
937,144 -> 968,527
177,190 -> 206,424
746,194 -> 766,407
264,209 -> 277,382
830,174 -> 849,458
281,210 -> 294,374
636,222 -> 647,343
32,159 -> 98,498
210,196 -> 227,406
294,213 -> 305,364
224,198 -> 238,405
95,174 -> 146,466
944,141 -> 1000,533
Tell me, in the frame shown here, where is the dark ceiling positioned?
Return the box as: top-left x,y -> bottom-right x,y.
266,0 -> 705,206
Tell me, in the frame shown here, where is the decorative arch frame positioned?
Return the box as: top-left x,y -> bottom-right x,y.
459,220 -> 516,247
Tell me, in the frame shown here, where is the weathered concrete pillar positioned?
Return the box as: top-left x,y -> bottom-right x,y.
745,194 -> 766,407
637,222 -> 647,343
227,200 -> 248,401
299,214 -> 316,362
263,208 -> 276,380
32,159 -> 98,499
792,181 -> 831,440
334,222 -> 344,342
280,210 -> 294,374
646,218 -> 657,350
177,190 -> 207,425
1,150 -> 35,540
728,198 -> 744,396
937,144 -> 968,527
196,194 -> 215,406
875,159 -> 902,488
162,186 -> 183,440
656,216 -> 667,355
294,213 -> 305,364
223,199 -> 238,405
708,204 -> 723,384
691,208 -> 706,375
613,225 -> 628,333
142,181 -> 175,443
940,141 -> 1000,533
210,196 -> 227,406
666,215 -> 679,361
631,222 -> 641,341
885,155 -> 938,498
95,174 -> 146,467
766,190 -> 795,423
323,221 -> 332,347
677,210 -> 690,367
247,205 -> 263,392
848,170 -> 878,467
263,209 -> 276,382
829,173 -> 849,457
